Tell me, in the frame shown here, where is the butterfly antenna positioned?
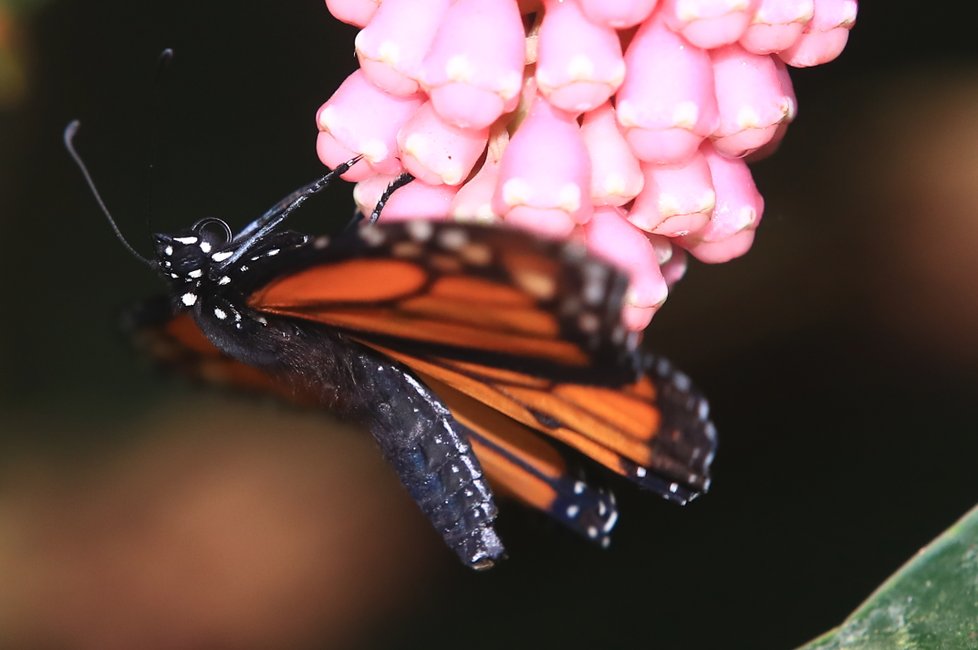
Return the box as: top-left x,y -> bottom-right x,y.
64,121 -> 156,269
218,155 -> 365,270
145,48 -> 175,235
369,172 -> 415,224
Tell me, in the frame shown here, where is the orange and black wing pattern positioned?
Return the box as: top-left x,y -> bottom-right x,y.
246,222 -> 642,384
238,221 -> 715,542
130,221 -> 715,553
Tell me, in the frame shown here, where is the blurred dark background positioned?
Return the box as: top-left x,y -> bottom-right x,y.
2,2 -> 977,648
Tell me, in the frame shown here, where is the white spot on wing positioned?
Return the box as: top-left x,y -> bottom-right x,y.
174,236 -> 198,245
698,399 -> 710,420
578,312 -> 600,334
438,227 -> 467,250
211,251 -> 233,262
181,293 -> 197,306
199,241 -> 212,253
188,269 -> 203,278
214,307 -> 227,320
406,220 -> 434,242
360,224 -> 386,247
673,371 -> 691,392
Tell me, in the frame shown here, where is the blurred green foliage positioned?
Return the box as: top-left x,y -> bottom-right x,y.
802,505 -> 978,649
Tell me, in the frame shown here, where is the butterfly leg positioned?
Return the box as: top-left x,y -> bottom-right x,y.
360,360 -> 505,569
368,172 -> 415,224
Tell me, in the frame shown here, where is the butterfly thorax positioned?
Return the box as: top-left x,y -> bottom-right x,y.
152,216 -> 313,311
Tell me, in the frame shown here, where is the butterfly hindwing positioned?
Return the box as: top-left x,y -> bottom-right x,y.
358,343 -> 714,505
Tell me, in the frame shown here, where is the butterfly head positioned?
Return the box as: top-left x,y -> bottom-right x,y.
154,217 -> 235,292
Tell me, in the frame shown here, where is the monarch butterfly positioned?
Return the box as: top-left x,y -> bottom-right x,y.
66,122 -> 716,570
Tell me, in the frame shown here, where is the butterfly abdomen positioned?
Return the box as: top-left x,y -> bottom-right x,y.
193,301 -> 505,569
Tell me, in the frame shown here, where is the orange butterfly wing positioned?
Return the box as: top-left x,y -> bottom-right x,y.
247,223 -> 640,382
360,343 -> 714,505
244,222 -> 714,505
133,222 -> 715,544
128,296 -> 621,542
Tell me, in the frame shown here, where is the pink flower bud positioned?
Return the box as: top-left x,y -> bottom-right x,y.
397,101 -> 489,186
419,0 -> 525,129
535,0 -> 626,113
355,0 -> 452,96
316,70 -> 424,180
629,149 -> 715,237
658,241 -> 689,287
585,207 -> 669,331
711,43 -> 795,157
661,0 -> 761,49
354,174 -> 456,221
683,229 -> 755,263
316,0 -> 855,329
744,58 -> 796,160
617,14 -> 719,165
680,144 -> 763,262
576,0 -> 659,29
492,96 -> 592,237
779,0 -> 857,67
740,0 -> 813,55
451,152 -> 503,223
325,0 -> 379,27
580,102 -> 644,207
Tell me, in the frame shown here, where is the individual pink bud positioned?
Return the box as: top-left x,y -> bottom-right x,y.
617,14 -> 719,165
581,102 -> 644,207
711,43 -> 795,157
744,58 -> 795,161
659,241 -> 689,287
355,0 -> 453,96
779,0 -> 857,67
325,0 -> 379,27
585,207 -> 669,331
740,0 -> 813,55
682,229 -> 755,263
661,0 -> 760,49
576,0 -> 659,29
535,0 -> 625,114
397,101 -> 489,186
418,0 -> 525,129
492,96 -> 592,237
451,155 -> 503,223
680,144 -> 763,262
648,233 -> 675,267
316,70 -> 424,180
628,149 -> 715,237
354,174 -> 456,221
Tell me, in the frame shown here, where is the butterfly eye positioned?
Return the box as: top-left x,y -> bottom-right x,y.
192,217 -> 233,245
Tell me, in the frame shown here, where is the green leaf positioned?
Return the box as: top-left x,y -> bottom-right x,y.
799,504 -> 978,650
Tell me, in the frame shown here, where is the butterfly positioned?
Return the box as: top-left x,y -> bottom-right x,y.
67,122 -> 716,570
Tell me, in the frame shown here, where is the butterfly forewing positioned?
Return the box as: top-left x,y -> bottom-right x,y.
246,223 -> 641,383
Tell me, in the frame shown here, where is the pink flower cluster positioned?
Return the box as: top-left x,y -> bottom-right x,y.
317,0 -> 857,330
